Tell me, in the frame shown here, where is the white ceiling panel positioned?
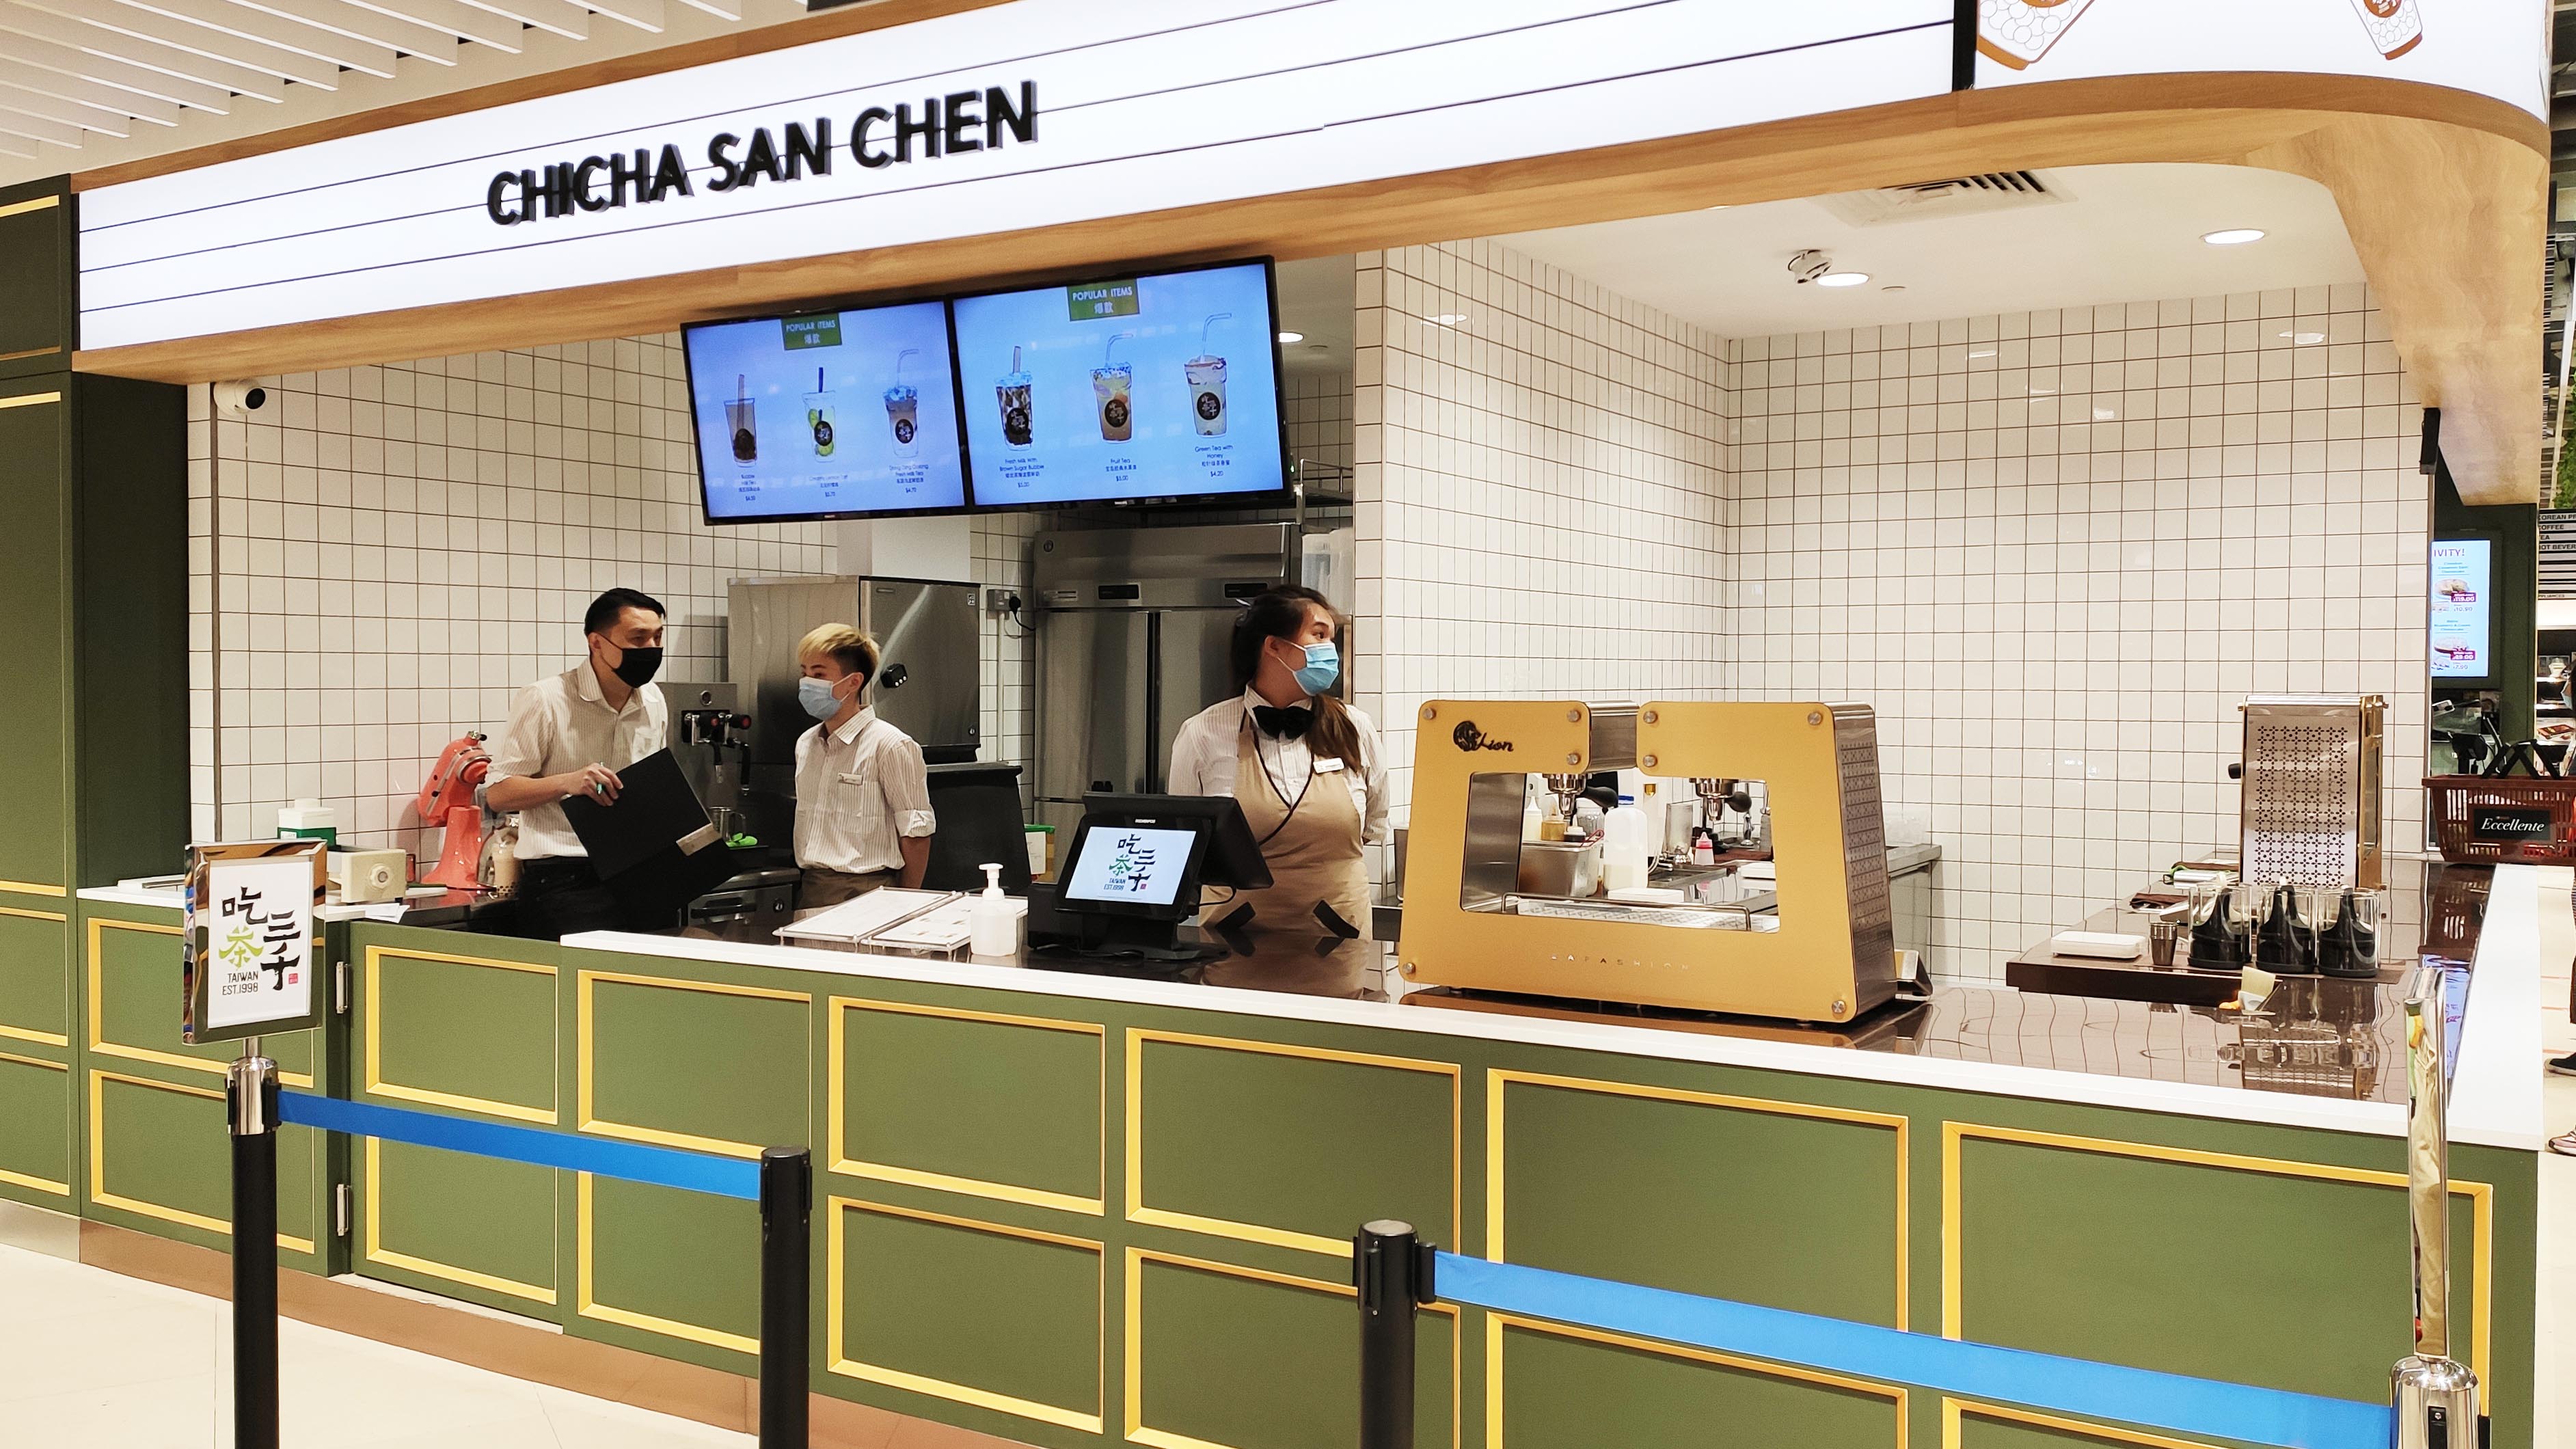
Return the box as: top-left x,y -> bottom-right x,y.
0,0 -> 802,171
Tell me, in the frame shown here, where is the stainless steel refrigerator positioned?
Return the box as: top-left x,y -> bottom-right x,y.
1031,524 -> 1301,835
727,575 -> 981,845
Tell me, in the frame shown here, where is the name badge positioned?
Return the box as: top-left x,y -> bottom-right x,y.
836,770 -> 868,786
1314,757 -> 1346,774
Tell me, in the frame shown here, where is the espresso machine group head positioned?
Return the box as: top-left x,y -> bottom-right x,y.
1400,700 -> 1898,1023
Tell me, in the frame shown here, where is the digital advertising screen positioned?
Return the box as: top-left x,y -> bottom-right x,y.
949,259 -> 1285,509
684,300 -> 968,522
2429,537 -> 2494,681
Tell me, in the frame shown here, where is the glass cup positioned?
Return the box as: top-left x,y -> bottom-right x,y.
1186,354 -> 1228,436
2318,888 -> 2383,978
2187,881 -> 2249,969
2253,880 -> 2321,974
1093,362 -> 1134,442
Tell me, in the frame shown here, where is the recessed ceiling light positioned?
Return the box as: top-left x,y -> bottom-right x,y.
1816,272 -> 1869,288
2277,329 -> 2325,345
1880,284 -> 1906,293
1426,312 -> 1467,327
1276,330 -> 1305,344
2201,228 -> 2266,245
1970,348 -> 1996,359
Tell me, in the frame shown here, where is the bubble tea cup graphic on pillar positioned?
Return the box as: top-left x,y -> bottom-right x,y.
996,345 -> 1035,448
884,348 -> 921,459
726,375 -> 757,463
1093,331 -> 1136,442
804,366 -> 836,459
1187,312 -> 1232,437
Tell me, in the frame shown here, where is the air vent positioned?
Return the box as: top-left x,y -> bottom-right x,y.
1814,170 -> 2070,227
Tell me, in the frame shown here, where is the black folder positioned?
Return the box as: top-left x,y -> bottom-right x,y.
558,750 -> 739,927
558,748 -> 718,879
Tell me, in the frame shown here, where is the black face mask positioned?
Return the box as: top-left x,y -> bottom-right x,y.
608,644 -> 663,688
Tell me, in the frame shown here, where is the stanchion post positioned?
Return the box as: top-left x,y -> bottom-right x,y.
228,1044 -> 282,1449
758,1147 -> 813,1449
1354,1219 -> 1435,1449
2391,968 -> 2477,1448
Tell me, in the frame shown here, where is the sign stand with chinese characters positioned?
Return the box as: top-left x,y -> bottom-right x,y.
182,839 -> 325,1449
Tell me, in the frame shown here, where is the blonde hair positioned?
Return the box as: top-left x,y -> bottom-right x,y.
797,623 -> 880,684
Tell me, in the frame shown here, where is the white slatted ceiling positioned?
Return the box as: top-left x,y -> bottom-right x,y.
0,0 -> 776,161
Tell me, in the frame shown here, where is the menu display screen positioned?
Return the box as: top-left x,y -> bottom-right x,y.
2429,537 -> 2493,680
950,260 -> 1285,507
684,300 -> 967,522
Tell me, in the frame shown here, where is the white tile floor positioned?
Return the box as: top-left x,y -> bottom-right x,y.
0,1244 -> 750,1448
2540,1069 -> 2575,1447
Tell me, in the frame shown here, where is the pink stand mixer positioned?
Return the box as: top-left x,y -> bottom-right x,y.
415,733 -> 491,889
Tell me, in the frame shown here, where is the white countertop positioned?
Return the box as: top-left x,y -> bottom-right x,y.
85,863 -> 2549,1151
77,883 -> 421,923
565,863 -> 2558,1153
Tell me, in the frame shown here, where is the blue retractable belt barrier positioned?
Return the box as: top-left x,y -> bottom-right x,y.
277,1091 -> 760,1201
1435,1254 -> 2391,1449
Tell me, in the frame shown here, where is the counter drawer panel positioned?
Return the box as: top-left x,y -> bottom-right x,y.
88,916 -> 315,1085
1943,1398 -> 2227,1449
1491,1316 -> 1901,1449
831,999 -> 1102,1215
828,1198 -> 1102,1434
365,945 -> 556,1123
0,907 -> 67,1046
364,1137 -> 557,1312
1491,1070 -> 1908,1327
1945,1123 -> 2487,1407
1126,1029 -> 1456,1257
1126,1248 -> 1454,1449
0,1048 -> 70,1200
86,1070 -> 318,1254
577,1174 -> 760,1362
578,969 -> 809,1155
0,392 -> 66,898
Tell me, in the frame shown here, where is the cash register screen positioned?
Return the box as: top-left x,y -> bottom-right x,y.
1059,826 -> 1199,908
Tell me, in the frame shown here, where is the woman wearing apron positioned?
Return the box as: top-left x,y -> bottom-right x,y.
1167,587 -> 1389,945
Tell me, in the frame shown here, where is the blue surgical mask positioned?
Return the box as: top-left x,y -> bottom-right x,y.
1292,640 -> 1340,696
798,676 -> 844,721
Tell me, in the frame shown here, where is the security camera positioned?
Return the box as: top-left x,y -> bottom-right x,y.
1787,249 -> 1833,284
212,381 -> 269,417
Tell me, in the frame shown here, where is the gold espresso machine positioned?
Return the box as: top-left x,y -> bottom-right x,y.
1401,701 -> 1899,1023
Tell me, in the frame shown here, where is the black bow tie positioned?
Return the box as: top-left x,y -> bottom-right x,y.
1253,705 -> 1314,741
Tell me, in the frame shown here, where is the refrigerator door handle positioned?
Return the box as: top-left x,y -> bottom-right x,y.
1144,611 -> 1163,793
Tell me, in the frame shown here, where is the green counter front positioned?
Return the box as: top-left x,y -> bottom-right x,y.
38,893 -> 2546,1449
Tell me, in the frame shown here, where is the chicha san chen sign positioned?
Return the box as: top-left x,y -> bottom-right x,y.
485,81 -> 1040,226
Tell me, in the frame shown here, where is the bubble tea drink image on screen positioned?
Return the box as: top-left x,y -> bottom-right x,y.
726,375 -> 757,463
1187,311 -> 1232,437
996,345 -> 1034,448
884,347 -> 921,459
1093,331 -> 1136,442
804,366 -> 835,459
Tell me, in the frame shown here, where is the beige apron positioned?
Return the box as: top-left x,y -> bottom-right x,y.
1208,715 -> 1372,940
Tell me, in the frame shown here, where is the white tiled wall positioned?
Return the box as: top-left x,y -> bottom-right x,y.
1352,240 -> 1733,821
1285,370 -> 1355,478
1729,286 -> 2428,979
972,511 -> 1040,778
188,334 -> 835,856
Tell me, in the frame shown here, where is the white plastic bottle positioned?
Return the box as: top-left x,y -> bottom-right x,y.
968,863 -> 1022,958
1602,794 -> 1650,893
